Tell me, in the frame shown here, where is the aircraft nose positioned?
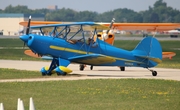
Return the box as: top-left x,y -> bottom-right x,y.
19,35 -> 29,42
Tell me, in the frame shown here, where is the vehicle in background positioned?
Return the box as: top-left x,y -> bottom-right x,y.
0,30 -> 3,35
164,28 -> 180,38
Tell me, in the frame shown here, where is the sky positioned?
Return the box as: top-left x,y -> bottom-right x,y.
0,0 -> 180,13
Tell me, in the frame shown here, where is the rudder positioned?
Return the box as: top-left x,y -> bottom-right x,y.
132,36 -> 162,67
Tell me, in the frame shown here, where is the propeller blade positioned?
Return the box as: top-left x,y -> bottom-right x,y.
23,42 -> 26,49
106,18 -> 115,34
26,15 -> 31,35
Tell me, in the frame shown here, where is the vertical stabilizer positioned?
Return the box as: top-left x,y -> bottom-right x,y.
132,36 -> 162,67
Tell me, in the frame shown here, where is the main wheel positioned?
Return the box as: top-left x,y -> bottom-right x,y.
120,67 -> 125,71
57,72 -> 67,76
42,72 -> 46,76
41,72 -> 52,76
152,71 -> 157,76
80,64 -> 85,71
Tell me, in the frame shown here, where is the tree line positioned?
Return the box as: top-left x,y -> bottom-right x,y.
0,0 -> 180,22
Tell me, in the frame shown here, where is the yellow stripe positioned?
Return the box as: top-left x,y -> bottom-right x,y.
50,45 -> 88,54
80,56 -> 116,65
148,58 -> 162,63
50,45 -> 144,64
108,56 -> 144,64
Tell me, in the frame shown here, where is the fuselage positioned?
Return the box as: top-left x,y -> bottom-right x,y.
21,34 -> 153,68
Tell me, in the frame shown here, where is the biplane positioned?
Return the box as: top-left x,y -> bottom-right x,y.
20,16 -> 163,76
20,19 -> 177,72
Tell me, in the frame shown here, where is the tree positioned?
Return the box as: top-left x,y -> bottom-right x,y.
1,0 -> 180,22
150,12 -> 160,22
154,0 -> 167,8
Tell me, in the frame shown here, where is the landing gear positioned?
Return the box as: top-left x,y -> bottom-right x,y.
148,68 -> 157,76
80,64 -> 85,71
41,72 -> 52,76
57,72 -> 67,76
90,65 -> 93,70
42,72 -> 46,76
79,64 -> 93,71
120,67 -> 125,71
41,58 -> 71,76
152,71 -> 157,76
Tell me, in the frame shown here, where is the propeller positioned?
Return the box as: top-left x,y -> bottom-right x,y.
106,18 -> 115,34
23,15 -> 31,48
26,15 -> 31,35
102,18 -> 115,41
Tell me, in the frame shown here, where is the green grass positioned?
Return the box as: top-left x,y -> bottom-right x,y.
0,76 -> 180,110
0,49 -> 41,60
0,68 -> 41,79
0,38 -> 23,47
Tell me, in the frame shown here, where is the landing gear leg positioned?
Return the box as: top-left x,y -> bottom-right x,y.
80,64 -> 85,71
148,68 -> 157,76
119,66 -> 125,71
90,65 -> 93,70
41,58 -> 58,76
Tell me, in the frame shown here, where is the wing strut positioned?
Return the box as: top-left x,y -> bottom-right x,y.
87,28 -> 98,53
153,26 -> 158,37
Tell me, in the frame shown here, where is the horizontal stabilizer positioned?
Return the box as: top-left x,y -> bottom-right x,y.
69,54 -> 116,65
133,55 -> 162,63
162,52 -> 176,59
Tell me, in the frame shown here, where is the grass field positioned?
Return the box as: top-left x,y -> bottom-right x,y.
0,73 -> 180,110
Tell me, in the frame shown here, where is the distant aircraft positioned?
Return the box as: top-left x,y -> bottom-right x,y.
164,28 -> 180,38
20,16 -> 163,76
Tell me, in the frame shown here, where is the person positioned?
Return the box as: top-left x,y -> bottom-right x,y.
87,37 -> 92,45
88,38 -> 98,47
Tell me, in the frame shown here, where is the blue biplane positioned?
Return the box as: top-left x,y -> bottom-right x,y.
20,16 -> 162,76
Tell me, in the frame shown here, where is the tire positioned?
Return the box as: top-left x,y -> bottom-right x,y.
152,71 -> 157,76
120,67 -> 125,71
80,64 -> 85,71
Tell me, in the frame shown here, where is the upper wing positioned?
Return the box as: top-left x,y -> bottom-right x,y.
19,21 -> 62,26
68,54 -> 116,65
101,23 -> 180,31
20,21 -> 180,31
29,22 -> 109,30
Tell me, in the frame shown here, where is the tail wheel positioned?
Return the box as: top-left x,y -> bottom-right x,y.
80,64 -> 85,71
120,67 -> 125,71
152,71 -> 157,76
